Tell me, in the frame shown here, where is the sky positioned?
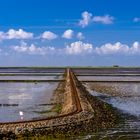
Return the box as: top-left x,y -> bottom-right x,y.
0,0 -> 140,66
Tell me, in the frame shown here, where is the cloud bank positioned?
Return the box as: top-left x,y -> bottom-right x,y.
9,41 -> 140,56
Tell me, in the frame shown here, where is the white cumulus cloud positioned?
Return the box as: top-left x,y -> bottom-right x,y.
7,41 -> 140,56
130,41 -> 140,54
66,41 -> 93,55
0,29 -> 33,40
0,32 -> 5,40
79,11 -> 93,28
93,15 -> 114,24
13,41 -> 55,55
95,42 -> 129,55
79,11 -> 114,27
77,32 -> 84,40
41,31 -> 58,40
62,29 -> 74,39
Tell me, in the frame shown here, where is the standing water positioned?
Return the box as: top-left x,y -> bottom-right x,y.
0,82 -> 58,122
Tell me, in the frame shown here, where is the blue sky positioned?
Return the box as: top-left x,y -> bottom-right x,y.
0,0 -> 140,66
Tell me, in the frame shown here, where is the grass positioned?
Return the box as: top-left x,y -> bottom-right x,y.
54,103 -> 62,114
35,104 -> 62,115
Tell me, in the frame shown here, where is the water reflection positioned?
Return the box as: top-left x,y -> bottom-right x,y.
0,75 -> 63,80
0,82 -> 58,122
109,97 -> 140,116
86,83 -> 140,116
78,76 -> 140,81
19,111 -> 24,120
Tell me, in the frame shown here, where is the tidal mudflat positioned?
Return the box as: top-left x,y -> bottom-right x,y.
81,82 -> 140,139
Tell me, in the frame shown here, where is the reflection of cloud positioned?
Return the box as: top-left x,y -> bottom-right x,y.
8,94 -> 32,100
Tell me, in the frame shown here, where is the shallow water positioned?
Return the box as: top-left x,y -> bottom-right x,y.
0,75 -> 62,80
0,82 -> 58,122
73,68 -> 140,75
0,68 -> 65,73
78,76 -> 140,81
